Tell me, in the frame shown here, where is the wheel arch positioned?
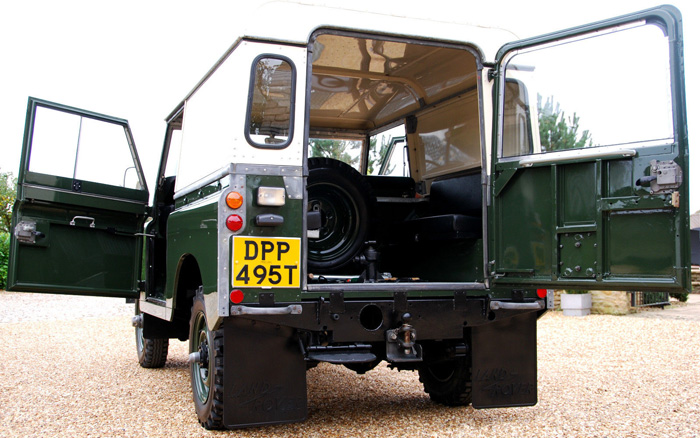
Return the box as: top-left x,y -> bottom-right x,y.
172,253 -> 222,332
165,253 -> 203,340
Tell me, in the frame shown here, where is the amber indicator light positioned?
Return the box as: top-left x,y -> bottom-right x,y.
226,191 -> 243,209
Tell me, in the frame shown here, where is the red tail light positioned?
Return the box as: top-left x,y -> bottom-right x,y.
226,214 -> 243,231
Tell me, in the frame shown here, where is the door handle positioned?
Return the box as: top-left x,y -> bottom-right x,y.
70,216 -> 96,228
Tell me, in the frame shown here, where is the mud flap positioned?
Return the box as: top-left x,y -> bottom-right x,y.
471,311 -> 537,408
223,317 -> 307,428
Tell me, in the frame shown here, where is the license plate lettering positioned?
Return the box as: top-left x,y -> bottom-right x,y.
233,237 -> 300,288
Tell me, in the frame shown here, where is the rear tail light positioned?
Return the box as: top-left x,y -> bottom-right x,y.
536,289 -> 548,299
226,214 -> 243,231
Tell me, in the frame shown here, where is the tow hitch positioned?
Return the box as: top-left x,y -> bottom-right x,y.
385,313 -> 423,362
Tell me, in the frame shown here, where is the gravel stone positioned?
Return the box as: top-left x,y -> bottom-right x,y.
1,291 -> 699,437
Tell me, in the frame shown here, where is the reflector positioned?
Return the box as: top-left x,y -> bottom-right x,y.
230,289 -> 244,304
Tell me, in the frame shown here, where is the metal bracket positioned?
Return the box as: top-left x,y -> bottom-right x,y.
258,292 -> 275,307
393,291 -> 408,313
329,291 -> 345,313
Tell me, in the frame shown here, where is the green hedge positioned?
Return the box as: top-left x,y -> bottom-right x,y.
0,232 -> 9,290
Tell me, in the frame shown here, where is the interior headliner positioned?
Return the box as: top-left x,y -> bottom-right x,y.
309,33 -> 479,132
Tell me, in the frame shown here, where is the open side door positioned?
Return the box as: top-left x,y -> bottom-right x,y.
489,5 -> 690,292
8,98 -> 149,298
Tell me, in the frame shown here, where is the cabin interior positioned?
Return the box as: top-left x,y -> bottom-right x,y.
306,32 -> 485,283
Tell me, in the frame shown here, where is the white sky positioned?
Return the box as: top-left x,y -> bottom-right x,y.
1,0 -> 698,210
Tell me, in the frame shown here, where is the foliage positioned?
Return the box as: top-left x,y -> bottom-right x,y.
537,94 -> 593,152
0,171 -> 17,234
0,232 -> 9,290
308,139 -> 361,168
367,137 -> 391,175
308,137 -> 390,174
0,172 -> 16,289
670,292 -> 689,302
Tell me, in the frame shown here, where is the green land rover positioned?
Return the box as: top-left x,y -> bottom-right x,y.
8,4 -> 690,430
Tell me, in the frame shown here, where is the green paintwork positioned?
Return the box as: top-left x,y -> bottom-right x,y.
490,5 -> 690,292
8,98 -> 149,298
236,174 -> 304,304
166,194 -> 220,300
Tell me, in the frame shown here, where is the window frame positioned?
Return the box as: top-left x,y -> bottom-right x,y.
244,53 -> 297,150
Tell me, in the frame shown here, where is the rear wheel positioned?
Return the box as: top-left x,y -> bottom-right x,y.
135,303 -> 169,368
189,294 -> 225,430
418,357 -> 472,406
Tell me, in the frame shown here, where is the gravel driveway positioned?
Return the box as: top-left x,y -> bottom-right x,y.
1,291 -> 699,438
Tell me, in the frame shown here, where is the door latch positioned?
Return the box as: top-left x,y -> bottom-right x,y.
636,160 -> 682,194
14,221 -> 45,244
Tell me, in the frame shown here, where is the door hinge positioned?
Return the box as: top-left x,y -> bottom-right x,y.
487,69 -> 498,81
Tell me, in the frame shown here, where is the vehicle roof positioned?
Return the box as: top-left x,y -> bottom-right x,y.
166,1 -> 518,122
243,1 -> 518,62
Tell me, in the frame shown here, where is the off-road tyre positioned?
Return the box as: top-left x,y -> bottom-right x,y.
307,157 -> 374,272
189,294 -> 225,430
135,305 -> 169,368
418,357 -> 472,406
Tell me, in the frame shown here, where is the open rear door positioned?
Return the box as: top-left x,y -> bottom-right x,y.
489,6 -> 690,292
8,98 -> 149,298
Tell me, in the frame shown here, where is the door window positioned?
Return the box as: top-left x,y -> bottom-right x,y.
501,22 -> 673,158
29,105 -> 143,189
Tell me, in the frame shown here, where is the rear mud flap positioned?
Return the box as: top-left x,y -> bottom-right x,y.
471,311 -> 537,408
223,318 -> 307,428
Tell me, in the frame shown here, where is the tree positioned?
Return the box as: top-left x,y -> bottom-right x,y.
308,139 -> 361,168
0,171 -> 15,290
537,94 -> 592,152
0,171 -> 17,234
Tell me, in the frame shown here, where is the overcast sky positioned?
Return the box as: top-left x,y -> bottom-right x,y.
1,0 -> 697,210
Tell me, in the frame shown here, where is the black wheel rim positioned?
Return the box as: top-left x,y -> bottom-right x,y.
308,181 -> 361,265
190,311 -> 211,404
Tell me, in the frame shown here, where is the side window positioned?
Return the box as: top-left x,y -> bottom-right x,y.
245,56 -> 295,148
308,137 -> 363,171
502,78 -> 534,157
368,125 -> 408,176
501,22 -> 673,157
416,94 -> 480,178
29,105 -> 143,189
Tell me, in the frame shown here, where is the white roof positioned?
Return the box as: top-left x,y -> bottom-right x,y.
243,1 -> 518,63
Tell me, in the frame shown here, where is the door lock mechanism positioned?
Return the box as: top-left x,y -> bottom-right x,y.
636,160 -> 682,194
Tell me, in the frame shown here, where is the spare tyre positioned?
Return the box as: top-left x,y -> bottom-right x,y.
307,157 -> 374,272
